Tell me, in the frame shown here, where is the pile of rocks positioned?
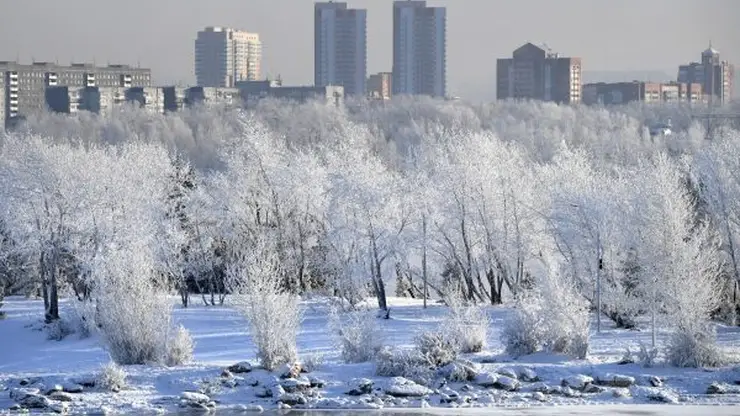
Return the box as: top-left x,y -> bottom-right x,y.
7,380 -> 86,413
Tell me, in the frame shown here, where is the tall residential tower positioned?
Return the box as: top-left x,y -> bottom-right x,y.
496,43 -> 582,104
314,2 -> 367,96
392,0 -> 446,97
195,27 -> 262,88
678,44 -> 734,105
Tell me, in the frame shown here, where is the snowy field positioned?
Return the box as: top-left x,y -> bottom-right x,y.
1,295 -> 739,414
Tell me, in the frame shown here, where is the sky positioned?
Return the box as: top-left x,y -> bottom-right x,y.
0,0 -> 738,101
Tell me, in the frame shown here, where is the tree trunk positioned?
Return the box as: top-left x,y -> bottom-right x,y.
46,268 -> 59,323
180,286 -> 189,308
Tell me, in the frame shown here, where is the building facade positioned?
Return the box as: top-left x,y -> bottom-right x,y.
195,27 -> 262,88
496,43 -> 581,104
678,45 -> 734,105
367,72 -> 392,100
392,0 -> 446,97
0,61 -> 150,127
582,81 -> 703,105
314,2 -> 367,96
0,77 -> 5,129
236,80 -> 344,107
46,85 -> 165,115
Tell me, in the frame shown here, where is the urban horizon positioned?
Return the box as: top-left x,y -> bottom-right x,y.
1,0 -> 737,102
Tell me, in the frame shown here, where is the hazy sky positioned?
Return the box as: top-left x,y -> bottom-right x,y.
0,0 -> 737,101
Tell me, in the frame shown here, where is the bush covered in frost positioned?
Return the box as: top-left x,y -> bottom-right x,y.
414,330 -> 458,367
329,306 -> 384,363
166,325 -> 194,366
502,270 -> 589,359
443,291 -> 490,353
231,251 -> 302,371
94,251 -> 194,366
666,326 -> 725,368
374,346 -> 434,386
97,362 -> 127,391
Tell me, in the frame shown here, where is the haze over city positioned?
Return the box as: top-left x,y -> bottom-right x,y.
1,0 -> 738,101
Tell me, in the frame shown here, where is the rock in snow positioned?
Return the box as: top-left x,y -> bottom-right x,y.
279,362 -> 303,379
346,378 -> 374,396
494,376 -> 520,391
383,377 -> 433,397
280,377 -> 311,393
518,368 -> 539,382
496,367 -> 519,379
227,361 -> 253,374
62,383 -> 84,393
181,391 -> 210,402
474,372 -> 499,388
595,373 -> 635,388
438,360 -> 479,382
647,389 -> 679,404
278,392 -> 307,406
48,391 -> 75,402
561,374 -> 594,391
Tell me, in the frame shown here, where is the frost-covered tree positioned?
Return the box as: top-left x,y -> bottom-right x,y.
639,154 -> 725,366
692,135 -> 740,323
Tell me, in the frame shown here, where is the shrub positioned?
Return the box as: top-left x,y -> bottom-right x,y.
637,342 -> 659,368
46,318 -> 75,341
442,292 -> 490,354
502,270 -> 590,359
666,326 -> 725,368
97,362 -> 127,392
414,330 -> 457,367
374,346 -> 434,386
501,295 -> 547,358
166,324 -> 194,366
443,291 -> 489,353
230,251 -> 302,371
329,307 -> 383,363
94,251 -> 194,366
301,352 -> 325,372
69,300 -> 98,339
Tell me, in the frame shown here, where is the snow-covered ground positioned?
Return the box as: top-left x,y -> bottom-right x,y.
1,296 -> 739,414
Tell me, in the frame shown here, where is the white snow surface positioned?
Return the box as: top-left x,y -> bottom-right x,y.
1,296 -> 740,415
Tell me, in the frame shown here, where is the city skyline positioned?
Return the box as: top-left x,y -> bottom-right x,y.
0,0 -> 738,101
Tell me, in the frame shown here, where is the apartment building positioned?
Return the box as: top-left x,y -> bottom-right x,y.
678,44 -> 734,105
367,72 -> 392,100
582,81 -> 703,105
236,80 -> 344,107
0,61 -> 150,127
45,85 -> 165,115
314,2 -> 367,96
496,43 -> 581,104
195,27 -> 262,88
392,1 -> 446,97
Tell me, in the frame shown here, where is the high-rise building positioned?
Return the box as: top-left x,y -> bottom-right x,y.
314,2 -> 367,96
195,27 -> 262,88
0,61 -> 151,127
392,0 -> 446,97
678,44 -> 734,105
496,43 -> 582,104
367,72 -> 392,100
